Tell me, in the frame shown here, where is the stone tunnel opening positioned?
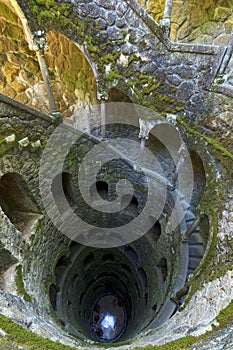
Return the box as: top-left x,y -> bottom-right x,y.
0,172 -> 41,232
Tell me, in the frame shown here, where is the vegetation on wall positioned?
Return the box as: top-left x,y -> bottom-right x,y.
178,117 -> 233,162
15,264 -> 32,302
0,299 -> 232,349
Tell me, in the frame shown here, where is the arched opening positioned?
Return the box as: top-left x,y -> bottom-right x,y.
121,194 -> 139,216
190,151 -> 206,207
0,172 -> 40,231
90,180 -> 109,201
145,220 -> 162,245
157,257 -> 167,283
107,88 -> 133,103
54,255 -> 70,286
51,172 -> 75,209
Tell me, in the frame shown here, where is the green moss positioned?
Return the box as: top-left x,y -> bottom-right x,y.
133,86 -> 143,100
216,299 -> 233,327
36,0 -> 55,9
88,44 -> 99,53
0,314 -> 76,349
175,117 -> 232,304
177,118 -> 233,161
15,265 -> 32,303
128,54 -> 140,64
29,0 -> 77,31
133,301 -> 233,350
127,81 -> 137,87
102,51 -> 121,65
175,106 -> 185,112
1,300 -> 233,349
85,36 -> 100,54
180,207 -> 218,308
106,71 -> 122,81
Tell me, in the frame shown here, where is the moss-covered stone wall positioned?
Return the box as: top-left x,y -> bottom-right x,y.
0,0 -> 232,349
0,2 -> 97,118
45,30 -> 97,119
170,0 -> 232,44
0,2 -> 44,106
137,0 -> 166,23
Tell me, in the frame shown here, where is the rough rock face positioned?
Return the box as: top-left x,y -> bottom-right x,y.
0,0 -> 232,349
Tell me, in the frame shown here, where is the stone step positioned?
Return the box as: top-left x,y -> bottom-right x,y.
188,257 -> 202,270
189,241 -> 204,246
189,232 -> 203,243
189,245 -> 205,258
187,268 -> 195,275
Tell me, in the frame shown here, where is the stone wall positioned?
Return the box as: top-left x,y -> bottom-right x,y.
15,0 -> 227,118
45,30 -> 97,119
137,0 -> 232,45
0,0 -> 232,349
0,2 -> 44,107
137,0 -> 166,23
0,3 -> 97,118
170,0 -> 233,44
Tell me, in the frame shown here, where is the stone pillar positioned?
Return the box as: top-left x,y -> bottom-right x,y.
100,99 -> 106,139
32,30 -> 60,117
160,0 -> 174,28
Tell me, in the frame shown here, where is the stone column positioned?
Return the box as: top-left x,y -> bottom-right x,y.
160,0 -> 174,28
32,30 -> 59,117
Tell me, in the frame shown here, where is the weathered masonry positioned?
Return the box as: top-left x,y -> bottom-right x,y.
0,0 -> 232,349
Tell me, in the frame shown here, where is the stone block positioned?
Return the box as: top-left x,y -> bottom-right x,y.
87,3 -> 101,19
116,3 -> 128,18
19,70 -> 37,86
1,86 -> 16,98
11,81 -> 27,93
95,0 -> 116,10
193,34 -> 213,45
213,34 -> 231,46
203,0 -> 214,10
102,11 -> 116,26
3,63 -> 20,83
224,20 -> 233,33
95,18 -> 107,30
167,74 -> 182,86
218,0 -> 232,8
184,27 -> 202,43
178,21 -> 193,40
18,137 -> 29,147
208,7 -> 232,22
25,58 -> 40,74
190,7 -> 207,28
115,18 -> 126,29
201,21 -> 224,36
107,27 -> 124,40
16,93 -> 29,105
177,81 -> 195,100
5,134 -> 15,142
171,2 -> 189,26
